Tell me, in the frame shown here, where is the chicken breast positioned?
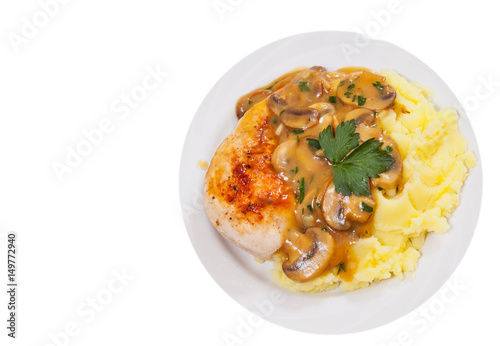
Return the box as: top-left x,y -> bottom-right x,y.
204,100 -> 295,260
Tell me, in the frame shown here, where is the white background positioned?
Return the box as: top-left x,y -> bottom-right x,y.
0,0 -> 498,345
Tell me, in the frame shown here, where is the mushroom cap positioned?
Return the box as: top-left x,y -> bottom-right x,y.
322,180 -> 351,231
281,107 -> 319,129
267,92 -> 288,117
282,227 -> 335,282
337,71 -> 396,110
371,137 -> 403,190
344,108 -> 376,126
271,138 -> 300,178
356,125 -> 403,190
342,193 -> 375,224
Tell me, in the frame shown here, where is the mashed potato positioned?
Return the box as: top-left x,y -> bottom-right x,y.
271,70 -> 476,292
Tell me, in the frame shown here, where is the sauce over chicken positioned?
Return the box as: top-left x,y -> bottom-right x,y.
234,66 -> 403,282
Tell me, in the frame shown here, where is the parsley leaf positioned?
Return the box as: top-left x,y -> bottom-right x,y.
333,138 -> 394,196
372,81 -> 385,91
318,121 -> 394,196
361,202 -> 374,212
357,95 -> 367,106
297,80 -> 311,92
319,121 -> 359,164
306,138 -> 321,150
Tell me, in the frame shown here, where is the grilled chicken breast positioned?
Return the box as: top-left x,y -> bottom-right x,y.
204,100 -> 295,260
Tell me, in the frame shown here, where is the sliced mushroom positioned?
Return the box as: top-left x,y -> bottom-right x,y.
321,180 -> 375,230
235,89 -> 272,119
295,137 -> 329,175
281,107 -> 319,129
282,227 -> 334,282
337,71 -> 396,110
342,193 -> 376,223
322,180 -> 351,231
308,102 -> 336,116
267,93 -> 288,117
344,108 -> 376,126
356,124 -> 403,190
371,136 -> 403,190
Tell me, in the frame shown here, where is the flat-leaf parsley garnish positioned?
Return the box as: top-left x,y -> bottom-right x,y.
318,120 -> 394,196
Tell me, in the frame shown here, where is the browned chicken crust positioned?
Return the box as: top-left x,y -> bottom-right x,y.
204,101 -> 295,259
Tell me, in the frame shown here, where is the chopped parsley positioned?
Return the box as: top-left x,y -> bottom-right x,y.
318,121 -> 394,196
347,84 -> 355,90
337,262 -> 346,274
291,129 -> 304,135
329,95 -> 337,104
279,110 -> 285,116
378,186 -> 384,191
298,80 -> 311,92
306,252 -> 313,259
248,100 -> 252,105
306,138 -> 321,150
307,204 -> 314,212
321,227 -> 327,232
357,95 -> 367,106
372,81 -> 385,91
384,146 -> 393,153
299,177 -> 305,203
361,202 -> 374,212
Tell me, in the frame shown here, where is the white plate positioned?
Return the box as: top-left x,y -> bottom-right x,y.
179,31 -> 482,334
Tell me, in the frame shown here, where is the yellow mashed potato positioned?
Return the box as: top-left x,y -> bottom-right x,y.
271,70 -> 476,292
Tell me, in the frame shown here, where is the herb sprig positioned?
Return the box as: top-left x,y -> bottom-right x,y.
317,120 -> 394,196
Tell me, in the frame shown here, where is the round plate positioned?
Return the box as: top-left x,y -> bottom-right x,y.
179,31 -> 482,334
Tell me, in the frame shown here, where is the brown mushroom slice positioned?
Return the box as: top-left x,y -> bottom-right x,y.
267,93 -> 288,117
308,102 -> 336,116
342,193 -> 376,223
271,138 -> 298,174
337,71 -> 396,110
235,89 -> 272,119
356,125 -> 403,190
282,227 -> 334,282
281,108 -> 319,129
322,180 -> 351,231
322,180 -> 376,231
371,136 -> 403,190
295,137 -> 330,175
344,108 -> 376,126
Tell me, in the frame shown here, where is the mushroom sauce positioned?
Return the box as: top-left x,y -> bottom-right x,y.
235,66 -> 403,283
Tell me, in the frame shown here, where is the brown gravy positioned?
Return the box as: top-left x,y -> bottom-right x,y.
235,66 -> 401,282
